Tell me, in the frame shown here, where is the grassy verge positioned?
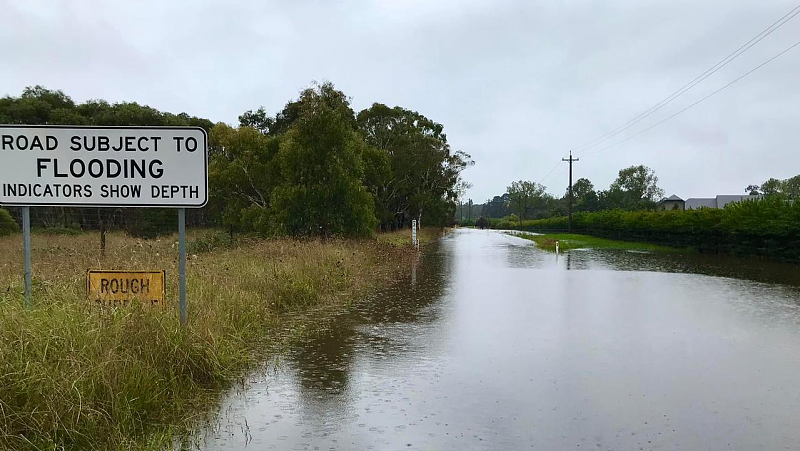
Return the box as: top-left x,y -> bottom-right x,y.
0,229 -> 428,450
512,232 -> 687,253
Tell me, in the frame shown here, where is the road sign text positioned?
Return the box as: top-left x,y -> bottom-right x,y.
0,126 -> 207,207
87,270 -> 166,307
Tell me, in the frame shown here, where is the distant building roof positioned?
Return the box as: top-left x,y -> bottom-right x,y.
685,195 -> 762,210
716,194 -> 761,209
657,194 -> 684,207
685,198 -> 717,209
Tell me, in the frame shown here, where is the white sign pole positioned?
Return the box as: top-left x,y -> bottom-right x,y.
412,219 -> 418,246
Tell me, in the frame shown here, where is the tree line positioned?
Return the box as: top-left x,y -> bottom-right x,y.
463,164 -> 664,224
475,165 -> 800,261
745,175 -> 800,199
210,83 -> 472,236
0,84 -> 472,238
466,165 -> 800,227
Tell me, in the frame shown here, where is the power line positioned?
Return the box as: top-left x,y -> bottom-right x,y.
585,38 -> 800,156
572,3 -> 800,154
537,160 -> 562,185
535,6 -> 800,196
550,165 -> 569,186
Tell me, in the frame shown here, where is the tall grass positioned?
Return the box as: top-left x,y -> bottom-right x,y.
375,226 -> 444,247
0,230 -> 418,450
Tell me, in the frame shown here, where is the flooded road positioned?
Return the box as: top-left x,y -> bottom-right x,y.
203,229 -> 800,450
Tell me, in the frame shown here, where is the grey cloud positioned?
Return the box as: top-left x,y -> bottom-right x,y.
1,0 -> 798,201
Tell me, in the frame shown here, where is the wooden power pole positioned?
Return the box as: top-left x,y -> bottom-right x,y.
562,150 -> 579,233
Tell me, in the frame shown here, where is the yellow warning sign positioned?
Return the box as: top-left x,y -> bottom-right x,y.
87,270 -> 166,307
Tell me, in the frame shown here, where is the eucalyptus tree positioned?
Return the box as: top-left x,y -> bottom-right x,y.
357,103 -> 472,228
506,180 -> 548,221
270,84 -> 376,237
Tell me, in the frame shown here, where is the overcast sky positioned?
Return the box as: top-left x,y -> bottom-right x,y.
2,0 -> 798,202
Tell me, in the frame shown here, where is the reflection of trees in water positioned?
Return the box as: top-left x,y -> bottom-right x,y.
580,250 -> 800,328
289,326 -> 356,394
504,242 -> 554,268
504,235 -> 800,287
573,249 -> 800,287
357,250 -> 451,325
287,246 -> 452,416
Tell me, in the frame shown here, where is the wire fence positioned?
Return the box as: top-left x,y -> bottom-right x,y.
2,206 -> 213,238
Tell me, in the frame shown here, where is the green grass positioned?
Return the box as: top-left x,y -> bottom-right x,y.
513,232 -> 688,253
0,230 -> 421,450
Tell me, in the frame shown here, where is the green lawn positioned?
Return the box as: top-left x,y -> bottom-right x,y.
512,232 -> 687,253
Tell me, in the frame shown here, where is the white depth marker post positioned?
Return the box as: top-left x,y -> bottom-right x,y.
412,219 -> 418,247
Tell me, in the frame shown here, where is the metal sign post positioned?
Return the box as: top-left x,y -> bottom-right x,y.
1,125 -> 207,322
22,206 -> 31,306
178,208 -> 187,326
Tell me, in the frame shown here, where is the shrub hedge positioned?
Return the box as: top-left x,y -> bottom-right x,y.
490,198 -> 800,261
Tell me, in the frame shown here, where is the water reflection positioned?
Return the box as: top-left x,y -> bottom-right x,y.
500,231 -> 800,286
585,248 -> 800,286
202,229 -> 800,450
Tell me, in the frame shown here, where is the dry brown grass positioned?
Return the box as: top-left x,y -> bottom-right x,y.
375,226 -> 447,247
0,229 -> 420,450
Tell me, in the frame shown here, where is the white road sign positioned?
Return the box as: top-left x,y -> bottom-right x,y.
0,126 -> 207,207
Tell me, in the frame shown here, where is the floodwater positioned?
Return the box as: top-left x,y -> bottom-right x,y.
201,229 -> 800,450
